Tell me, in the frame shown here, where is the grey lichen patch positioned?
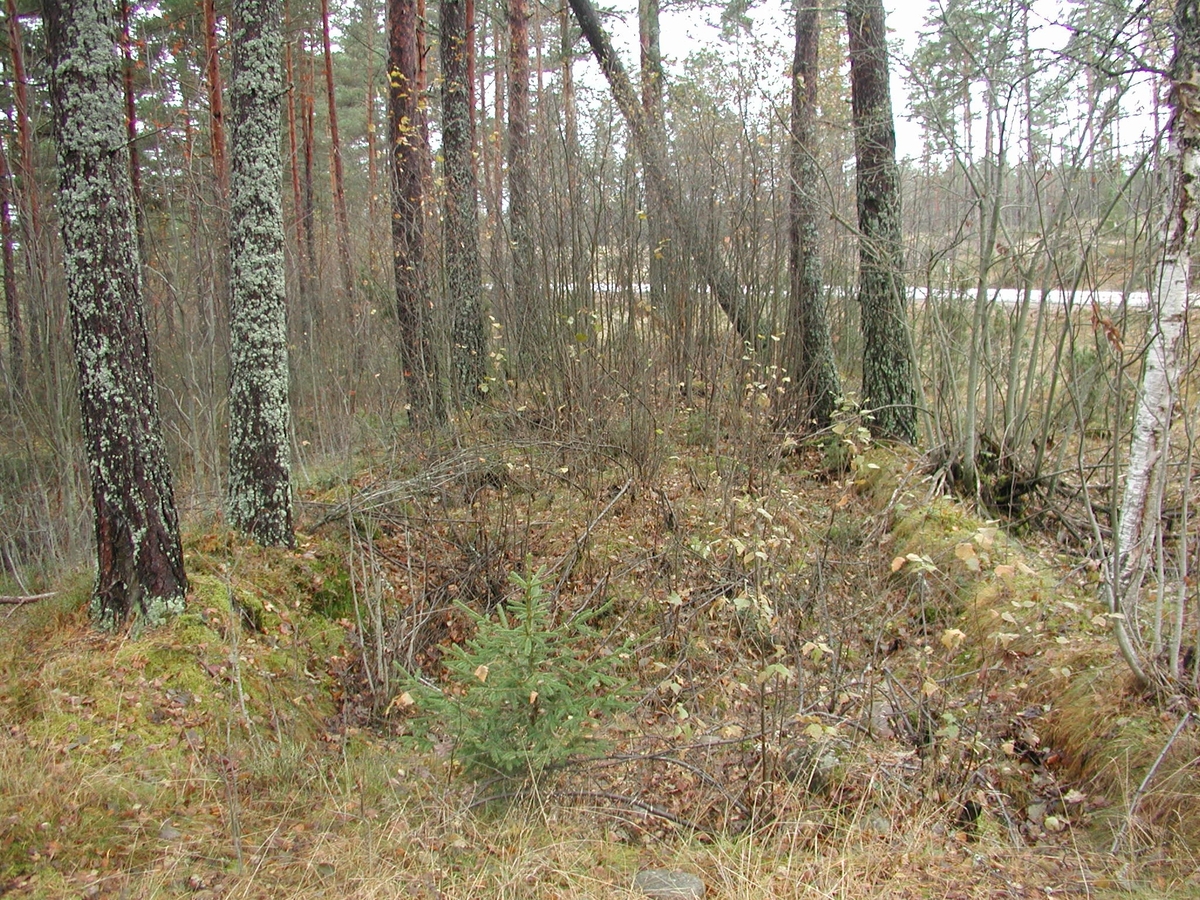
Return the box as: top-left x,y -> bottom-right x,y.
226,0 -> 294,548
47,0 -> 188,629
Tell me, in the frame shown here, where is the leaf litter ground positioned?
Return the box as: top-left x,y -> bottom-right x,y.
0,427 -> 1196,898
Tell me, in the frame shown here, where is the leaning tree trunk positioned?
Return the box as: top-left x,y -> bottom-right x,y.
568,0 -> 760,349
442,0 -> 487,406
1107,0 -> 1200,690
389,0 -> 444,424
782,1 -> 840,431
227,0 -> 294,548
46,0 -> 187,628
846,0 -> 917,443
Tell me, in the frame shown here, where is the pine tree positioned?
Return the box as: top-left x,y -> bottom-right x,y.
442,0 -> 487,406
227,0 -> 295,547
846,0 -> 918,443
46,0 -> 188,628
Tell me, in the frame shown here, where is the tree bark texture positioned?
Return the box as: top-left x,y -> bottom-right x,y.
1108,0 -> 1200,687
639,0 -> 667,315
46,0 -> 187,628
442,0 -> 487,406
227,0 -> 295,547
7,0 -> 44,361
846,0 -> 917,443
321,0 -> 355,300
568,0 -> 760,349
389,0 -> 444,424
0,138 -> 23,393
507,0 -> 540,370
119,0 -> 145,261
283,31 -> 306,302
783,2 -> 839,430
203,0 -> 228,198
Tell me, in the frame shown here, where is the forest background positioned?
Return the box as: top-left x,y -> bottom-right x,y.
2,0 -> 1200,894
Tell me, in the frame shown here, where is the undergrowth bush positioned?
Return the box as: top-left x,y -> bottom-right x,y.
405,561 -> 632,781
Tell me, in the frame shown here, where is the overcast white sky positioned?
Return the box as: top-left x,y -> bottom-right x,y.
605,0 -> 1161,163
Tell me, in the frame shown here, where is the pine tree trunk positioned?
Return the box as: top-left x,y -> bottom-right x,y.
203,0 -> 228,198
389,0 -> 443,424
321,0 -> 355,300
301,51 -> 317,312
364,0 -> 379,223
560,4 -> 584,295
638,0 -> 666,316
120,0 -> 146,262
442,0 -> 487,406
283,28 -> 306,302
46,0 -> 187,628
0,138 -> 22,393
507,0 -> 538,373
846,0 -> 917,443
7,0 -> 43,364
783,2 -> 839,430
227,0 -> 294,547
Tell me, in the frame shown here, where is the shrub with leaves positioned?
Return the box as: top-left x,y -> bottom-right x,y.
406,562 -> 631,780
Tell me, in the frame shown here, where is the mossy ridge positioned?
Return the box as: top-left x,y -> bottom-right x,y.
0,543 -> 354,886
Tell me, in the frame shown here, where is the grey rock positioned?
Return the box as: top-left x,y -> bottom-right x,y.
633,869 -> 706,900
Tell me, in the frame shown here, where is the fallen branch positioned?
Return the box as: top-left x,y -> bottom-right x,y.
0,591 -> 58,606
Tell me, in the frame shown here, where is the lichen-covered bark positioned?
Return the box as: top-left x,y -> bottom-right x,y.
46,0 -> 187,628
783,2 -> 839,430
442,0 -> 486,407
1108,0 -> 1200,687
846,0 -> 917,443
389,0 -> 444,424
227,0 -> 294,547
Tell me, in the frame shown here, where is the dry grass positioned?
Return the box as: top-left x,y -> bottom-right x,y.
1,418 -> 1197,899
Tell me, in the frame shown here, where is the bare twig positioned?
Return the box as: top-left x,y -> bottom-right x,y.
0,591 -> 57,605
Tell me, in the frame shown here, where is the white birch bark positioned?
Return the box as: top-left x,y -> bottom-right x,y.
1108,1 -> 1200,686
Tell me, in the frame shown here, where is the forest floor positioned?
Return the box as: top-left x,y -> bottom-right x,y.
1,410 -> 1198,899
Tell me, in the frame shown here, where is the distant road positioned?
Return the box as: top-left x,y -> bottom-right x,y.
909,287 -> 1151,309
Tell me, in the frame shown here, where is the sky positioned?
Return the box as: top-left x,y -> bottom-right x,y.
605,0 -> 1162,163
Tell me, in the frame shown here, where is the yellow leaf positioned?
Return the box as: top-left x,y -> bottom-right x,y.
474,664 -> 489,683
940,628 -> 966,651
387,691 -> 415,713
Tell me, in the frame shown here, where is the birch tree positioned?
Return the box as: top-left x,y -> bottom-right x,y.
1107,0 -> 1200,689
227,0 -> 294,547
45,0 -> 187,628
